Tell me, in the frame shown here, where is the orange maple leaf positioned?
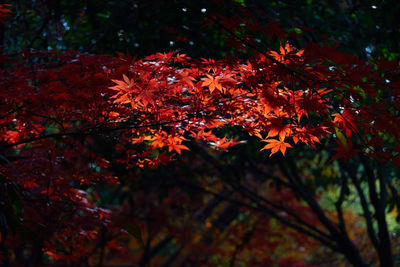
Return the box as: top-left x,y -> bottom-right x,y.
213,136 -> 242,151
135,87 -> 156,107
267,119 -> 291,141
110,74 -> 133,91
201,74 -> 223,93
261,138 -> 292,156
180,71 -> 195,87
165,136 -> 190,154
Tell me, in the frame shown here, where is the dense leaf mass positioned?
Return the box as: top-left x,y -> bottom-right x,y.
1,1 -> 400,266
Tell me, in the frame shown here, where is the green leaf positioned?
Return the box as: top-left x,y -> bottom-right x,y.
335,127 -> 347,149
233,0 -> 246,7
292,27 -> 303,34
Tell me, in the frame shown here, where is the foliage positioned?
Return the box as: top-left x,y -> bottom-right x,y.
1,1 -> 400,267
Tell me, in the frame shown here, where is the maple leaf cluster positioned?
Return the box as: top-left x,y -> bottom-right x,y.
1,3 -> 400,265
107,40 -> 400,165
1,38 -> 399,264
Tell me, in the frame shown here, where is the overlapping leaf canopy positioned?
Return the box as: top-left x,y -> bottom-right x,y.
1,1 -> 400,266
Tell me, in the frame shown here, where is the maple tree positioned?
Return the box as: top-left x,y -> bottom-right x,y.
1,1 -> 400,266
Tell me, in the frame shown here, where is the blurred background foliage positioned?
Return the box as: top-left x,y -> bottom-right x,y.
3,0 -> 400,60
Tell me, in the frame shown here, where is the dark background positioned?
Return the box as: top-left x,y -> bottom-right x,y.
3,0 -> 400,60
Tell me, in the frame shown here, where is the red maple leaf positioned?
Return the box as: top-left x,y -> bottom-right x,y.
333,108 -> 358,138
331,139 -> 360,161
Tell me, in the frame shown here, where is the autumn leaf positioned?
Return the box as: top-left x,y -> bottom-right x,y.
212,136 -> 243,151
134,86 -> 156,107
180,70 -> 195,87
267,119 -> 291,141
332,108 -> 358,138
165,136 -> 190,154
261,138 -> 292,156
331,138 -> 360,161
44,251 -> 62,261
201,74 -> 223,93
174,53 -> 190,62
190,130 -> 218,142
110,74 -> 133,91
